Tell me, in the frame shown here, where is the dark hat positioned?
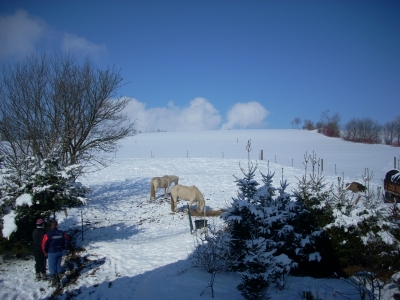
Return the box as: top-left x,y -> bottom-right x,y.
36,219 -> 44,225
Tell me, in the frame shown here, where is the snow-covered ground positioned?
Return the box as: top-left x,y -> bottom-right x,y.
1,129 -> 399,299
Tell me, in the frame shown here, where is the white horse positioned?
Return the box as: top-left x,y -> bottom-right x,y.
170,184 -> 205,213
150,175 -> 179,200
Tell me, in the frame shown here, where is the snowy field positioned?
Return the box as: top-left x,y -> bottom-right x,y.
1,129 -> 399,299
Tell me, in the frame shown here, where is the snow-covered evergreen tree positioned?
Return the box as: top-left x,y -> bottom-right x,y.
221,140 -> 275,299
221,140 -> 262,270
292,152 -> 400,278
237,237 -> 273,300
222,144 -> 334,297
1,150 -> 90,241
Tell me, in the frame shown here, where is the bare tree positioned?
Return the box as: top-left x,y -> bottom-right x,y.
292,117 -> 301,129
383,120 -> 397,145
302,119 -> 315,131
384,116 -> 400,146
343,118 -> 382,144
319,110 -> 341,137
0,52 -> 136,171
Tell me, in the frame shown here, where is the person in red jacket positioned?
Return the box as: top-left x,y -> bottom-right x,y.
41,220 -> 70,287
32,219 -> 47,280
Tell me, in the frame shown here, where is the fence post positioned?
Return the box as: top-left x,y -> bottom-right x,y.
188,204 -> 193,233
395,157 -> 397,169
260,150 -> 263,160
321,159 -> 324,172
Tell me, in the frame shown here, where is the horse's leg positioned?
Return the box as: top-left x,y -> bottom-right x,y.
188,199 -> 193,211
164,187 -> 167,199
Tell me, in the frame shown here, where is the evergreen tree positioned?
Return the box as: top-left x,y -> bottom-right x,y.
237,237 -> 273,300
221,140 -> 261,270
1,151 -> 89,242
221,140 -> 273,299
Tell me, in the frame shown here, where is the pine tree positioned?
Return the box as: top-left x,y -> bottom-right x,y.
1,151 -> 89,241
237,237 -> 273,300
221,140 -> 261,270
221,140 -> 272,299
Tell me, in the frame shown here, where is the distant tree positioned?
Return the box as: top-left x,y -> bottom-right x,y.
383,120 -> 397,145
396,116 -> 400,145
0,52 -> 136,172
383,116 -> 400,146
291,117 -> 301,129
302,119 -> 315,131
342,118 -> 382,144
315,121 -> 324,133
318,110 -> 341,137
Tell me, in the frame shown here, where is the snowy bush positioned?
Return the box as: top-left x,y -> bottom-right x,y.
188,225 -> 232,274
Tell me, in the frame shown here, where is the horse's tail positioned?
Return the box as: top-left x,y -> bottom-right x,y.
150,179 -> 155,199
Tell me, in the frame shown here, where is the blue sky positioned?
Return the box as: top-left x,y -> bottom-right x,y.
1,1 -> 399,131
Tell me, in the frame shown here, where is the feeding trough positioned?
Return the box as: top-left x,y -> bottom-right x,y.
194,219 -> 207,230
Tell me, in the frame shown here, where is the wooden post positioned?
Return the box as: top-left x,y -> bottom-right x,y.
260,150 -> 263,160
188,204 -> 193,233
395,157 -> 397,169
321,159 -> 324,172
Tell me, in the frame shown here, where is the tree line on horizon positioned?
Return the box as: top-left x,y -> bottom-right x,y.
292,111 -> 400,146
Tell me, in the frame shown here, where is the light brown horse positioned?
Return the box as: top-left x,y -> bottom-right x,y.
150,175 -> 179,200
170,184 -> 205,213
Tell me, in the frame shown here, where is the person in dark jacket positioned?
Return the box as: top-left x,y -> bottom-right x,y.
32,219 -> 46,280
41,220 -> 70,287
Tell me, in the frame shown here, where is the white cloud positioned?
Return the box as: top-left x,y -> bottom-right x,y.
124,98 -> 270,132
62,33 -> 107,59
124,97 -> 222,132
178,97 -> 222,131
221,101 -> 269,130
0,10 -> 46,58
0,10 -> 107,60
